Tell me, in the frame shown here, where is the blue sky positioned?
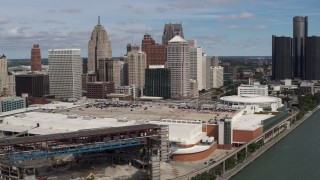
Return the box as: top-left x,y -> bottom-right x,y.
0,0 -> 319,58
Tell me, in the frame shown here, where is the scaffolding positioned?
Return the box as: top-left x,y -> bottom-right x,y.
159,125 -> 169,162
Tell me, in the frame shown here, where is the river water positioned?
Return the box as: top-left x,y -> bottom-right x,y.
231,110 -> 320,180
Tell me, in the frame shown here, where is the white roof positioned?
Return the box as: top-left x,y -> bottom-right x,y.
149,65 -> 164,69
233,114 -> 274,131
157,120 -> 205,144
0,112 -> 137,135
35,102 -> 79,110
220,95 -> 279,104
0,107 -> 40,117
169,35 -> 186,42
0,124 -> 31,133
172,145 -> 211,154
48,49 -> 80,51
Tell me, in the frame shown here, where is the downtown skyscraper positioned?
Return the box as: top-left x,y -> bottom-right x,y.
88,17 -> 112,79
305,36 -> 320,80
127,45 -> 147,94
272,36 -> 292,80
272,16 -> 311,80
141,34 -> 167,66
293,16 -> 308,79
0,55 -> 15,96
31,44 -> 42,72
167,36 -> 190,99
162,23 -> 184,45
49,49 -> 82,99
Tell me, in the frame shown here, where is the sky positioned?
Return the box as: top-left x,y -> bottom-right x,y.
0,0 -> 319,59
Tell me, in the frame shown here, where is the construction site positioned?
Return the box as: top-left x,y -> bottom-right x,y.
0,98 -> 282,179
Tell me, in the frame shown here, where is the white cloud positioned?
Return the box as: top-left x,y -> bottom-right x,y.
227,25 -> 241,30
60,9 -> 82,13
168,0 -> 237,9
253,25 -> 268,30
0,17 -> 9,24
122,4 -> 144,15
219,12 -> 254,21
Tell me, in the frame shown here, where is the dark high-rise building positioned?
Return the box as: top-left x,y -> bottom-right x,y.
305,36 -> 320,80
293,16 -> 308,78
43,74 -> 49,95
145,66 -> 171,99
272,36 -> 292,80
142,34 -> 167,67
31,44 -> 42,71
15,74 -> 44,97
162,23 -> 184,45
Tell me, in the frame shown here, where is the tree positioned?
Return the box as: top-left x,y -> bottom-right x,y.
237,149 -> 247,163
191,172 -> 216,180
225,156 -> 237,170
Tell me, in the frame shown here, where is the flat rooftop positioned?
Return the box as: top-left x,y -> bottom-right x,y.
232,113 -> 274,131
0,112 -> 138,134
32,101 -> 80,110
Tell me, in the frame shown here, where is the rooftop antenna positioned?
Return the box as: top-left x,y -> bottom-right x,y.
98,16 -> 100,25
131,32 -> 133,44
145,24 -> 148,34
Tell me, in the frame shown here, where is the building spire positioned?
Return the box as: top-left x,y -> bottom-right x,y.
98,16 -> 100,25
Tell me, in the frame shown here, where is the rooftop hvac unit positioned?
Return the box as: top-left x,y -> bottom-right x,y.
207,137 -> 215,143
202,136 -> 208,143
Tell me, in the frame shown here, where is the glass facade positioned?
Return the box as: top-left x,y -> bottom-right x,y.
145,68 -> 171,99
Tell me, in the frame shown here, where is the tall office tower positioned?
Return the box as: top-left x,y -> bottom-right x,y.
211,56 -> 219,67
167,36 -> 190,99
0,55 -> 15,96
141,34 -> 167,67
189,79 -> 199,98
127,45 -> 146,94
293,16 -> 308,78
48,49 -> 82,99
272,36 -> 292,80
98,58 -> 113,82
0,55 -> 8,82
201,53 -> 212,90
127,44 -> 140,53
211,66 -> 224,88
88,16 -> 112,76
188,39 -> 203,91
145,65 -> 171,99
120,56 -> 129,86
15,74 -> 44,97
162,23 -> 184,45
31,44 -> 42,71
305,36 -> 320,80
112,60 -> 125,88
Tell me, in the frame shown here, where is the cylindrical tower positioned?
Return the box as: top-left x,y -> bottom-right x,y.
293,16 -> 308,79
31,44 -> 42,71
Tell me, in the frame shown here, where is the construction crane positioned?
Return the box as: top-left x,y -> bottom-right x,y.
85,172 -> 98,180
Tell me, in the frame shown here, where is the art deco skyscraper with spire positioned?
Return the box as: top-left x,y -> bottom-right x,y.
88,17 -> 112,77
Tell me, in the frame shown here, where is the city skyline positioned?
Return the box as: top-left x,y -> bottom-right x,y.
0,0 -> 320,58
